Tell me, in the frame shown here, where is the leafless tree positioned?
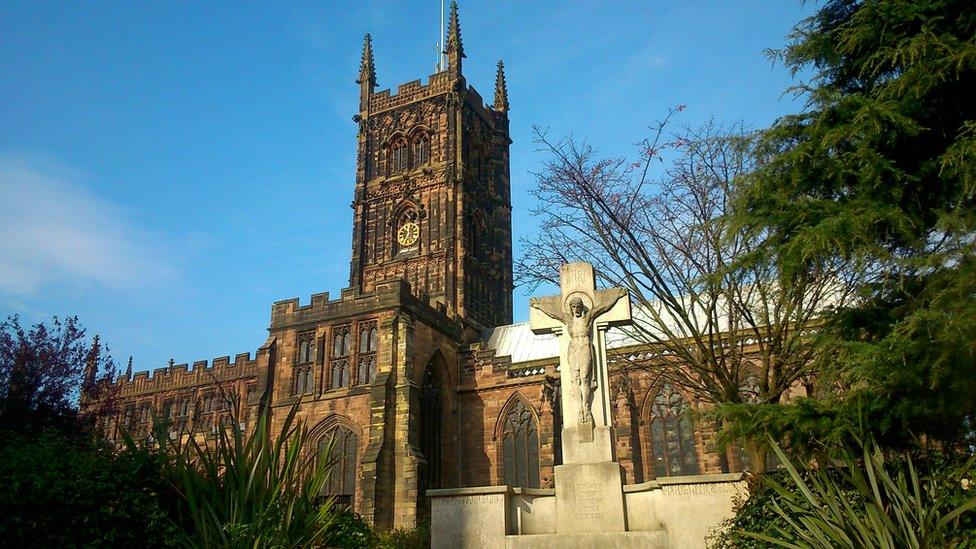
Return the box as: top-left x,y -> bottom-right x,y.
518,112 -> 858,451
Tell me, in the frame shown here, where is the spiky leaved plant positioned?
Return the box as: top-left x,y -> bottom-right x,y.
124,401 -> 337,548
746,437 -> 976,548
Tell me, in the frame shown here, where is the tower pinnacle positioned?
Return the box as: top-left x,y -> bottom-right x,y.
357,33 -> 377,88
444,0 -> 464,75
358,33 -> 376,112
494,60 -> 509,112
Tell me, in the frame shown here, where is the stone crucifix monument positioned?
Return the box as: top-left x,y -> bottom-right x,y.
529,262 -> 633,535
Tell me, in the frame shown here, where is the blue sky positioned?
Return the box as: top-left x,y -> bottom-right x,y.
0,1 -> 813,374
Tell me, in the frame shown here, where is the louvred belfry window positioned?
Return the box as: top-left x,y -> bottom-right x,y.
330,326 -> 351,389
357,321 -> 378,385
647,384 -> 699,477
389,139 -> 408,174
412,136 -> 430,168
502,400 -> 540,488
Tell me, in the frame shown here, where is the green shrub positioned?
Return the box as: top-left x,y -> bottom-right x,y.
372,517 -> 430,549
324,510 -> 376,547
143,403 -> 337,548
709,440 -> 976,548
0,431 -> 182,547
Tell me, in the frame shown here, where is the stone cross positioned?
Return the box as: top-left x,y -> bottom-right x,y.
529,263 -> 631,451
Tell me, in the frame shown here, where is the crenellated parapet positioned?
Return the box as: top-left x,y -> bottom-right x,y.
369,72 -> 454,114
115,352 -> 259,398
270,280 -> 462,338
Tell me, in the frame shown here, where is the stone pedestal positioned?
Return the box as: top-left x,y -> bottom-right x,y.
561,424 -> 615,464
554,461 -> 627,534
505,531 -> 668,549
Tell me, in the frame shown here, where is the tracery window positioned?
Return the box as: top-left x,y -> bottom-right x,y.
201,392 -> 216,413
162,398 -> 175,420
647,384 -> 699,477
330,326 -> 351,389
294,331 -> 315,395
502,399 -> 540,488
419,363 -> 441,490
412,135 -> 430,168
122,404 -> 135,431
173,396 -> 190,433
389,138 -> 408,174
318,424 -> 359,508
243,384 -> 256,422
739,374 -> 761,403
734,373 -> 779,471
357,321 -> 378,385
135,402 -> 151,436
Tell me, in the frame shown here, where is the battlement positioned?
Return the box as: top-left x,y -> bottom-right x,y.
115,351 -> 259,397
270,280 -> 458,334
369,71 -> 453,114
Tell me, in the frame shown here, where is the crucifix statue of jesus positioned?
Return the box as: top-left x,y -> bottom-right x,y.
529,263 -> 632,434
532,288 -> 627,423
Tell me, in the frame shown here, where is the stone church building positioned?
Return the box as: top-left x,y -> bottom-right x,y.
102,3 -> 740,530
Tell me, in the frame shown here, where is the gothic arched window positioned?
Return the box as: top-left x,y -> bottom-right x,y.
739,373 -> 761,403
419,362 -> 441,490
389,138 -> 408,174
330,326 -> 350,389
647,384 -> 699,477
412,135 -> 430,168
734,373 -> 778,471
357,321 -> 378,385
501,399 -> 540,488
294,331 -> 314,395
318,424 -> 358,508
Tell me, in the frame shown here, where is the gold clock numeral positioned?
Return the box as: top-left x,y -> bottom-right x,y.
397,222 -> 419,246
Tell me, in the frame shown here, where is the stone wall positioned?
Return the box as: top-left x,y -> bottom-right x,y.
429,473 -> 746,549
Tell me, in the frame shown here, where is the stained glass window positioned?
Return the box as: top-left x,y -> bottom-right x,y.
318,425 -> 358,508
502,399 -> 540,488
357,322 -> 378,385
419,364 -> 441,490
330,326 -> 351,389
648,384 -> 699,477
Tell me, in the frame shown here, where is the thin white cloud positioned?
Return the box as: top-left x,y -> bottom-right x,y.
0,153 -> 178,295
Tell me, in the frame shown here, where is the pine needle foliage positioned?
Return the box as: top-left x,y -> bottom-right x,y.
730,0 -> 976,449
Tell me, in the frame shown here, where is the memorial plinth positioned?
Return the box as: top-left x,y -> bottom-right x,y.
529,263 -> 633,536
429,263 -> 747,549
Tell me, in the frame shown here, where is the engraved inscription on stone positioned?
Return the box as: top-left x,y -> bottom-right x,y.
447,494 -> 497,506
663,482 -> 747,496
573,480 -> 605,520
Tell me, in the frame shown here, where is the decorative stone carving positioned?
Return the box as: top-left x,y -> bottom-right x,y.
529,263 -> 631,434
531,287 -> 626,424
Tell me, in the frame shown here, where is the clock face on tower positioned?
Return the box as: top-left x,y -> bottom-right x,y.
397,221 -> 420,247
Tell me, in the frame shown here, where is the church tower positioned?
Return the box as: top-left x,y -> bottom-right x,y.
348,1 -> 513,329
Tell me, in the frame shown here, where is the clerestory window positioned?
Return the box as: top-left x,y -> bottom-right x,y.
294,331 -> 315,395
330,326 -> 351,389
